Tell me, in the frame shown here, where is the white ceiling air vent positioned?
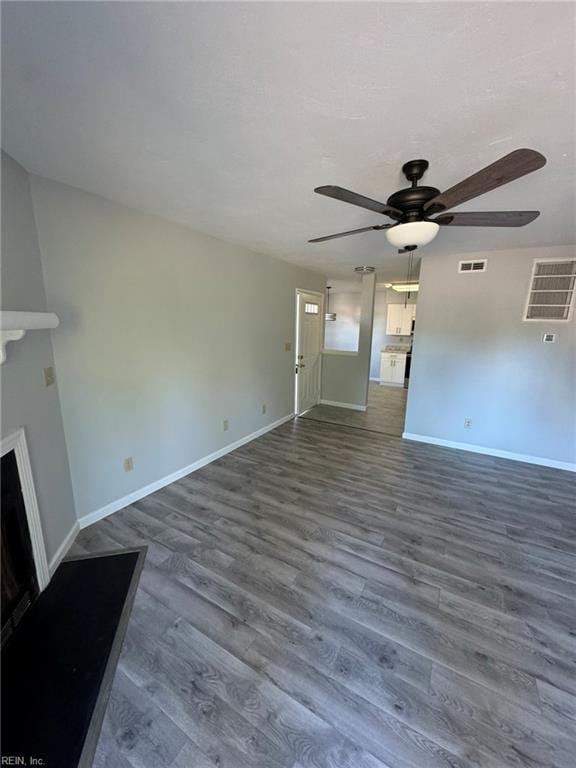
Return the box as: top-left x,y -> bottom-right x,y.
458,259 -> 487,273
525,259 -> 576,321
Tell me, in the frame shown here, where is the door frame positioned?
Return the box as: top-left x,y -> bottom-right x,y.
294,288 -> 325,415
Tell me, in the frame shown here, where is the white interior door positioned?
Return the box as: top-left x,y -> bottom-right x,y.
296,291 -> 323,415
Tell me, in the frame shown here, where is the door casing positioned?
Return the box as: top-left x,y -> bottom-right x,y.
294,289 -> 324,415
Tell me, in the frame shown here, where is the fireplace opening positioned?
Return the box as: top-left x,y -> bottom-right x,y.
1,449 -> 39,645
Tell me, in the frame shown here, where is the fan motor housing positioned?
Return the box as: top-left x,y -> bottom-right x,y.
387,185 -> 440,219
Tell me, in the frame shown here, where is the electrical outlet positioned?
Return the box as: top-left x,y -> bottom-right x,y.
123,457 -> 134,472
285,342 -> 292,352
464,418 -> 472,429
43,366 -> 55,387
262,404 -> 267,415
223,419 -> 229,432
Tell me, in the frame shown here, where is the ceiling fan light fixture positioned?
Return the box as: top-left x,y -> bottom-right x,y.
310,151 -> 544,245
385,221 -> 440,249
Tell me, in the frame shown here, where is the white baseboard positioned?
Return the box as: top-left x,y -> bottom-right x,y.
319,399 -> 367,412
78,413 -> 295,529
402,432 -> 576,472
49,520 -> 80,574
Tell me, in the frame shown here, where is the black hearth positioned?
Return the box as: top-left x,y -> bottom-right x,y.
1,449 -> 39,644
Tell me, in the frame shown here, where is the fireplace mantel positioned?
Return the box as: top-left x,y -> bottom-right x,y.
0,311 -> 60,363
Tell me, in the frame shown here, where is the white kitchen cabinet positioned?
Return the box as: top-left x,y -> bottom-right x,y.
380,352 -> 406,386
386,304 -> 416,336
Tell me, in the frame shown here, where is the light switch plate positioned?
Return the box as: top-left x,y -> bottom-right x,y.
223,419 -> 229,432
285,342 -> 292,352
43,366 -> 55,387
123,457 -> 134,472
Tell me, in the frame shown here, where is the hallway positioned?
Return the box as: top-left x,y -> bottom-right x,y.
300,382 -> 408,436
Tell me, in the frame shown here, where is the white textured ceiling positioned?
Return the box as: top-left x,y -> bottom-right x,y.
2,2 -> 574,280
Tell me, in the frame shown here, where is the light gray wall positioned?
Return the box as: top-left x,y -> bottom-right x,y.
321,273 -> 376,407
324,291 -> 361,352
371,289 -> 417,379
1,152 -> 77,563
30,175 -> 324,521
405,245 -> 576,466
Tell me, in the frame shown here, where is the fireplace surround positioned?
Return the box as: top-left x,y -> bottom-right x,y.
1,428 -> 50,642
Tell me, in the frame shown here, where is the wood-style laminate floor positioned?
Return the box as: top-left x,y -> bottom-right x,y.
300,383 -> 408,437
71,418 -> 576,768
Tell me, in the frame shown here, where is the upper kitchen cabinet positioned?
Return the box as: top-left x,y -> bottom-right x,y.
386,304 -> 416,336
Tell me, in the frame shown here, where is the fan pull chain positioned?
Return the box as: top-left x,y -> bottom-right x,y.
404,250 -> 414,307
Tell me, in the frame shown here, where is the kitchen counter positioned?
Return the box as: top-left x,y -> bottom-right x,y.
383,345 -> 411,353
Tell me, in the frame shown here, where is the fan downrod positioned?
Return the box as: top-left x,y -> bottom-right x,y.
387,158 -> 439,218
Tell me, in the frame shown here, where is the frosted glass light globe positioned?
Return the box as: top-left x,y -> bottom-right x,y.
386,221 -> 440,248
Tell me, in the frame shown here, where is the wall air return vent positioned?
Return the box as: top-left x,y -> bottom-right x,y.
458,259 -> 487,273
524,259 -> 576,321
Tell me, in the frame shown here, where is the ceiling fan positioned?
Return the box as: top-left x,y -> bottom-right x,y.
308,149 -> 546,253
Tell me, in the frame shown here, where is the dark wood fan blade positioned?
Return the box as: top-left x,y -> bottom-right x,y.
424,149 -> 546,214
315,186 -> 402,218
308,224 -> 390,243
433,211 -> 540,227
